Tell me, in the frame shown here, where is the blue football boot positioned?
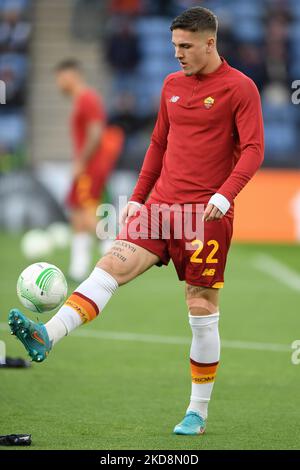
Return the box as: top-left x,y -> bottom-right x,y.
173,411 -> 206,435
8,309 -> 52,363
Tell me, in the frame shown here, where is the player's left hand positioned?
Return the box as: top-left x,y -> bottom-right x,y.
202,204 -> 224,222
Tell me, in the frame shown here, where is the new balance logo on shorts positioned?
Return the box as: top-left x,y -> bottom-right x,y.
202,269 -> 216,276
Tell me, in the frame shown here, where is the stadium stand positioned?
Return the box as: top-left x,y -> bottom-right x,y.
101,0 -> 300,169
0,0 -> 31,170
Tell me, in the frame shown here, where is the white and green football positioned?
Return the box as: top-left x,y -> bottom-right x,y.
17,262 -> 68,313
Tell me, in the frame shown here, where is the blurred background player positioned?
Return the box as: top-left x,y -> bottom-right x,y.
55,59 -> 123,282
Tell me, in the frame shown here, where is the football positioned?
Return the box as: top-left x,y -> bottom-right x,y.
17,262 -> 68,313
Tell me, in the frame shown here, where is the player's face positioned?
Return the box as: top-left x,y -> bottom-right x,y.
55,70 -> 77,95
172,29 -> 215,76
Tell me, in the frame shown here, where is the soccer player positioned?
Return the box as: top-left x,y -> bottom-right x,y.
9,7 -> 264,435
55,59 -> 123,281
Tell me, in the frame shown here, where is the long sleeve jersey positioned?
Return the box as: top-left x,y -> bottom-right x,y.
130,58 -> 264,215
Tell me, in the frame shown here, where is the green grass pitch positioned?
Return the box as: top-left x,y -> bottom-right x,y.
0,232 -> 299,450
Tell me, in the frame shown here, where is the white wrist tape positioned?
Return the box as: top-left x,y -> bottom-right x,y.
208,193 -> 230,215
128,201 -> 142,208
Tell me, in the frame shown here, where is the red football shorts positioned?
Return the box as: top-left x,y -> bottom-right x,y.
117,202 -> 233,288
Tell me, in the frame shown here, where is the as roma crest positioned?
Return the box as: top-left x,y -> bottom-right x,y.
203,96 -> 215,109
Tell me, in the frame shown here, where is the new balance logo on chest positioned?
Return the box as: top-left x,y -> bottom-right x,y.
169,94 -> 216,110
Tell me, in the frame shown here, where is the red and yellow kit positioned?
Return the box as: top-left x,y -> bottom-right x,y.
118,59 -> 264,287
118,202 -> 233,287
67,89 -> 124,209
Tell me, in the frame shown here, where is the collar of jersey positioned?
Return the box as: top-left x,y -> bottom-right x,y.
192,57 -> 230,81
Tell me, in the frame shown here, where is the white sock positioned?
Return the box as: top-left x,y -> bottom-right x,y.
69,232 -> 93,282
187,313 -> 220,420
45,267 -> 118,345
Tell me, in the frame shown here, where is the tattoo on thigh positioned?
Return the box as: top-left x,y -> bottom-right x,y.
111,251 -> 127,263
105,240 -> 137,263
112,246 -> 123,253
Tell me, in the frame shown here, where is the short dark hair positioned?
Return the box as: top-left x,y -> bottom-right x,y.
55,58 -> 82,73
170,6 -> 218,34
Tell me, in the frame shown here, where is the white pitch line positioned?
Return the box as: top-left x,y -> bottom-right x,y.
252,253 -> 300,292
0,323 -> 290,353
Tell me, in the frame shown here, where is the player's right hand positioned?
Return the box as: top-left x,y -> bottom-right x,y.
119,202 -> 141,227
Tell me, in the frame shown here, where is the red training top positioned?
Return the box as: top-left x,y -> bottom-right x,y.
71,88 -> 106,162
130,59 -> 264,214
